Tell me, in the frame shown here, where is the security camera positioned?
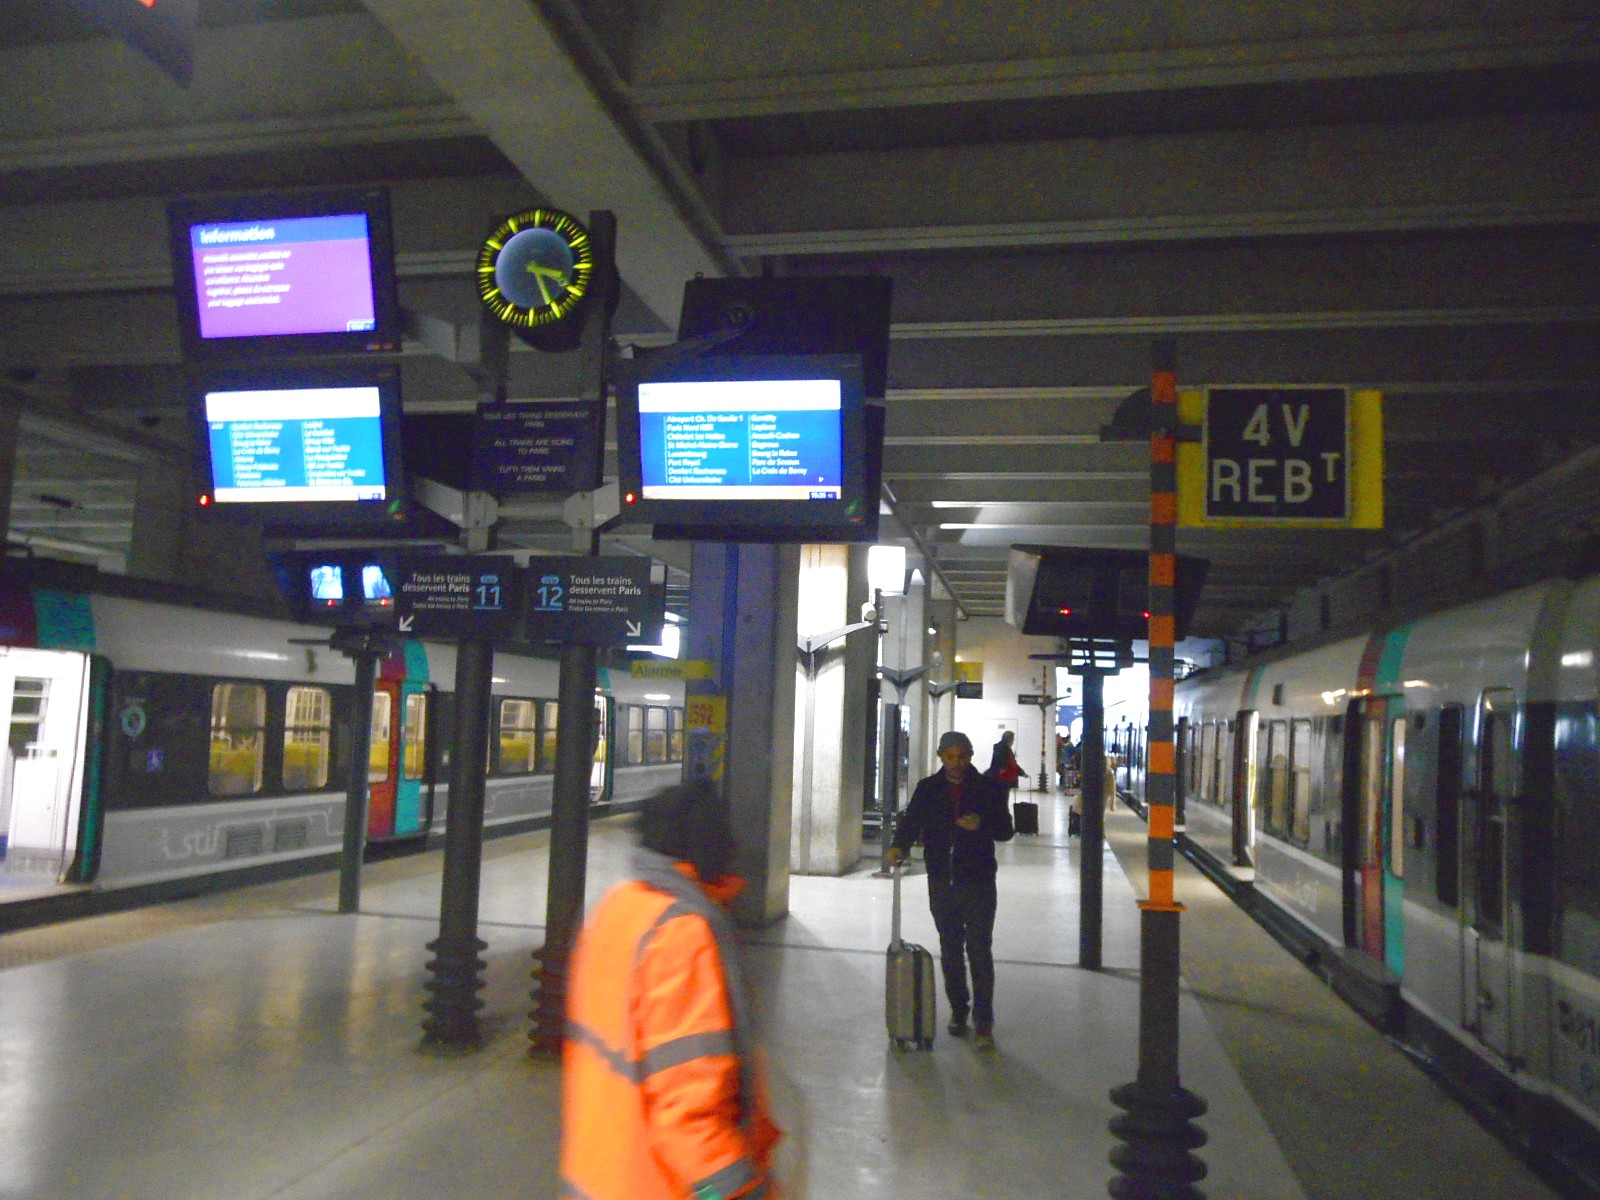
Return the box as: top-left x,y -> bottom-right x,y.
861,601 -> 878,625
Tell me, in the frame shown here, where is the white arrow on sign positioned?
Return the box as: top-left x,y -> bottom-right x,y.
626,620 -> 642,638
398,615 -> 415,632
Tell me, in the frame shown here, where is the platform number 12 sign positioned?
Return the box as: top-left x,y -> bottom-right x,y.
530,574 -> 565,611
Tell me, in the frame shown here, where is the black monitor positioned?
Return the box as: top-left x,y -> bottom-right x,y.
615,353 -> 879,542
276,550 -> 399,625
193,364 -> 408,533
167,187 -> 401,361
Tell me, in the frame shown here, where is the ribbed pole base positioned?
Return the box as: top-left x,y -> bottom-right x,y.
1108,1080 -> 1208,1200
420,935 -> 487,1048
528,941 -> 570,1058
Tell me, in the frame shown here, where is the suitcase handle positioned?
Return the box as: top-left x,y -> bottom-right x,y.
890,860 -> 905,950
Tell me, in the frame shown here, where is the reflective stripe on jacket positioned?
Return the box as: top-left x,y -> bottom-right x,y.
560,849 -> 780,1200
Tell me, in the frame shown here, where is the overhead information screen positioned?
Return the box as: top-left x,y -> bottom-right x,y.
187,213 -> 379,341
636,377 -> 844,501
204,383 -> 389,503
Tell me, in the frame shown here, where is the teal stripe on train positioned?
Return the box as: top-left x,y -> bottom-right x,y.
35,590 -> 95,652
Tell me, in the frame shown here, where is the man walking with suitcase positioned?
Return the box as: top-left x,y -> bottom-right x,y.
888,731 -> 1015,1049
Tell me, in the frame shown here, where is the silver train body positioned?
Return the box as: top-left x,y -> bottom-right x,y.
0,580 -> 684,900
1133,573 -> 1600,1178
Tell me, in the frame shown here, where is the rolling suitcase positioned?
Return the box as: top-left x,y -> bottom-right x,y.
886,864 -> 937,1050
1013,799 -> 1040,835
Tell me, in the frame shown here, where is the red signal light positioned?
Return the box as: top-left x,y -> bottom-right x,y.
1057,607 -> 1072,616
198,494 -> 212,507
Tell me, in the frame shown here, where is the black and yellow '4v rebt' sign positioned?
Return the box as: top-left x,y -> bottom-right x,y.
476,208 -> 595,329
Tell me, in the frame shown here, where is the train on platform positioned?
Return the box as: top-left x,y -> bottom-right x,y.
0,565 -> 684,902
1122,570 -> 1600,1179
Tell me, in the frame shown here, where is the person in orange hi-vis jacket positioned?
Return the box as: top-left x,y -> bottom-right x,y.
561,778 -> 782,1200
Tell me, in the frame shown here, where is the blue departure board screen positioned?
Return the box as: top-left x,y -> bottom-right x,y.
635,377 -> 844,500
204,384 -> 389,503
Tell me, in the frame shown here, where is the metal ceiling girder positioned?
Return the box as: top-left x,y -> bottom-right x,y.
359,0 -> 728,328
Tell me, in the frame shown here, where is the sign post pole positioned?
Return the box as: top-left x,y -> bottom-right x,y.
422,636 -> 495,1048
529,635 -> 599,1054
529,211 -> 620,1055
1108,338 -> 1208,1198
330,626 -> 391,914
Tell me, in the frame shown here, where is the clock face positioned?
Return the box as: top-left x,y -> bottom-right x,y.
476,208 -> 595,328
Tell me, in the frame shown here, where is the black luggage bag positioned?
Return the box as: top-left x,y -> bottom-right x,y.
1013,799 -> 1040,835
1068,806 -> 1082,837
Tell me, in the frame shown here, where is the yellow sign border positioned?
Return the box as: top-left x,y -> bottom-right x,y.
1176,387 -> 1383,529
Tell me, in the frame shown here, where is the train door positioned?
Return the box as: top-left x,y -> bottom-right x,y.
1343,696 -> 1407,966
0,647 -> 90,880
1461,687 -> 1518,1059
366,683 -> 399,840
1231,711 -> 1258,867
393,683 -> 430,836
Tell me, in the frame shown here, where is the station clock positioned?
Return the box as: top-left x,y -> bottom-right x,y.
476,208 -> 596,329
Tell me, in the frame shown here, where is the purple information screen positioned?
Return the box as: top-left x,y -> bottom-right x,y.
187,213 -> 378,341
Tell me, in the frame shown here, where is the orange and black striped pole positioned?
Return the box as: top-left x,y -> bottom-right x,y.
1109,338 -> 1207,1198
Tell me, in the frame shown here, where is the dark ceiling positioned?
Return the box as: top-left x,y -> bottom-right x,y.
1,0 -> 1598,654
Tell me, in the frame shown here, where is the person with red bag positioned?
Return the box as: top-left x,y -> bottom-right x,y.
987,730 -> 1023,790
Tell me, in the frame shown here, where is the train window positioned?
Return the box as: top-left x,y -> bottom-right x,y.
591,695 -> 609,771
1262,721 -> 1289,836
282,686 -> 332,791
626,705 -> 645,765
1290,719 -> 1314,846
1472,689 -> 1517,937
402,692 -> 427,781
1389,716 -> 1407,879
368,690 -> 392,784
1435,705 -> 1463,907
433,692 -> 456,778
8,676 -> 46,753
669,707 -> 684,762
209,682 -> 266,797
498,698 -> 537,775
645,706 -> 668,764
1481,690 -> 1518,800
1358,713 -> 1384,870
539,701 -> 559,772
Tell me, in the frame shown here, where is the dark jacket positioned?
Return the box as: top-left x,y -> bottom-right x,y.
988,739 -> 1020,786
892,766 -> 1014,883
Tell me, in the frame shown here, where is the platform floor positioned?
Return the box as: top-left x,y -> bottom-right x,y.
0,788 -> 1564,1200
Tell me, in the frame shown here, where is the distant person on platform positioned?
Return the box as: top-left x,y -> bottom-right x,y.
988,729 -> 1023,791
889,731 -> 1015,1049
1057,731 -> 1077,788
561,779 -> 782,1200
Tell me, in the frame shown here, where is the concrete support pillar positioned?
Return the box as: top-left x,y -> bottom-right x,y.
686,541 -> 800,926
128,460 -> 184,582
923,597 -> 959,775
0,403 -> 17,548
130,460 -> 281,606
791,543 -> 873,875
